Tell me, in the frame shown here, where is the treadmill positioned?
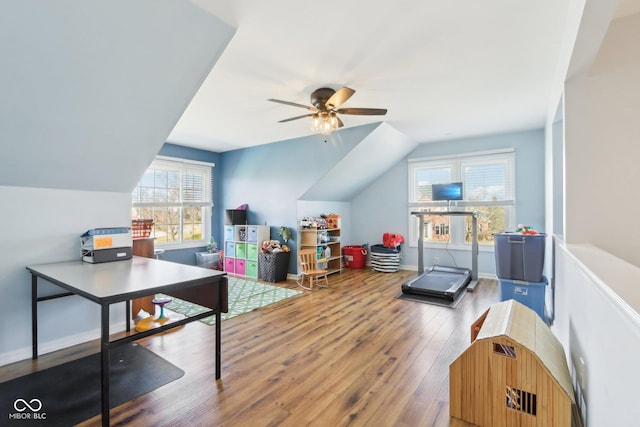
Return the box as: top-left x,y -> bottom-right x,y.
401,210 -> 479,301
402,265 -> 471,301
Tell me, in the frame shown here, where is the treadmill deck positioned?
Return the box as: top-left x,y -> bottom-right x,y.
401,266 -> 472,301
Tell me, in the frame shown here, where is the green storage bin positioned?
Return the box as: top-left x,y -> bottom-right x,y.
236,243 -> 247,259
245,260 -> 258,278
247,243 -> 258,261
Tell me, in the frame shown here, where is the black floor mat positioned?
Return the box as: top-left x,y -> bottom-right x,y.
0,343 -> 184,426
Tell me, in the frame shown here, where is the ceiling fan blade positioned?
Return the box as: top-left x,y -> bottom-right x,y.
326,87 -> 355,109
268,98 -> 317,111
278,113 -> 315,123
336,107 -> 387,116
336,116 -> 344,128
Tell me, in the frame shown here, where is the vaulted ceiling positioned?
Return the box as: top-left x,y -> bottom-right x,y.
170,0 -> 580,152
2,0 -> 639,195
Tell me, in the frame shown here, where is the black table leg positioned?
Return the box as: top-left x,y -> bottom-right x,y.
31,275 -> 38,359
101,303 -> 110,427
125,300 -> 131,332
216,305 -> 221,380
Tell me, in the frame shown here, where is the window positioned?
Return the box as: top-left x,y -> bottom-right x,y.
131,156 -> 213,248
408,150 -> 515,248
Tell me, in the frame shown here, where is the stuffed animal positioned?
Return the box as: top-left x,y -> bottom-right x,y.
261,240 -> 290,253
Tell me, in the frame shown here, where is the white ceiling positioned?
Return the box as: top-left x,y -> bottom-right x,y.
168,0 -> 585,152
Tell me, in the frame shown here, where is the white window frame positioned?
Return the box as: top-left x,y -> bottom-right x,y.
131,156 -> 214,250
407,149 -> 516,249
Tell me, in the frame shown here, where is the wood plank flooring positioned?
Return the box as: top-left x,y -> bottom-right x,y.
1,268 -> 500,426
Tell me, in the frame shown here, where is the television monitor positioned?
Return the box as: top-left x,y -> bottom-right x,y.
432,182 -> 463,201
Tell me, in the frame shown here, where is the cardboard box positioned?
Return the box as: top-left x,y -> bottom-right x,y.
81,227 -> 132,250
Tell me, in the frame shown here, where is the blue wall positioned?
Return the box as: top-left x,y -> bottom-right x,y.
219,124 -> 377,273
164,127 -> 545,276
157,143 -> 221,265
350,129 -> 545,276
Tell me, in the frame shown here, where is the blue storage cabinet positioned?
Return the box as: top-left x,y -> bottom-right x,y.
499,276 -> 547,320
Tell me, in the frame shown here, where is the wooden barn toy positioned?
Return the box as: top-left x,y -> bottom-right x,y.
450,299 -> 575,427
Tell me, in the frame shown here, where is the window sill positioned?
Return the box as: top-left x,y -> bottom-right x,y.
408,242 -> 495,252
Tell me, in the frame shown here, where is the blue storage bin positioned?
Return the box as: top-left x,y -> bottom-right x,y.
494,232 -> 546,282
499,276 -> 546,320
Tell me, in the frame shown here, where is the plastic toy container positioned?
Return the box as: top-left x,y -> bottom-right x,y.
499,276 -> 547,320
494,232 -> 546,282
196,252 -> 220,269
343,245 -> 367,269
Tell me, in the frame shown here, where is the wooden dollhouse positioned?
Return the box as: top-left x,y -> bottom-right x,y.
450,299 -> 575,427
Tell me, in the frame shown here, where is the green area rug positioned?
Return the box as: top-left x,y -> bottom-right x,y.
162,277 -> 302,326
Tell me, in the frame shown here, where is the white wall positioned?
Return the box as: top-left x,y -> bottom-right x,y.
554,241 -> 640,426
564,13 -> 640,267
0,186 -> 131,365
551,8 -> 640,426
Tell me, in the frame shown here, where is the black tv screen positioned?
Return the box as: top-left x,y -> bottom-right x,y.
432,182 -> 463,201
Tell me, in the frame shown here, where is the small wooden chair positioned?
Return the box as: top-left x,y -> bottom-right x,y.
297,249 -> 329,290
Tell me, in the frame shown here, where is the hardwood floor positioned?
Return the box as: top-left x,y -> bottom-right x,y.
1,268 -> 500,426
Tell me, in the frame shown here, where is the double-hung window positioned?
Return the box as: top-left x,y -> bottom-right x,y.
408,149 -> 515,248
131,156 -> 213,249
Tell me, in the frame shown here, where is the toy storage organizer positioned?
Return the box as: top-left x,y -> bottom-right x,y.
299,226 -> 343,275
224,225 -> 270,279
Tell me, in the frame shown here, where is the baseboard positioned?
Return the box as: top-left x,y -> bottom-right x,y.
0,322 -> 129,367
287,273 -> 301,281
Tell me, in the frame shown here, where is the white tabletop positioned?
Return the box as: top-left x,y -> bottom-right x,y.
27,256 -> 226,303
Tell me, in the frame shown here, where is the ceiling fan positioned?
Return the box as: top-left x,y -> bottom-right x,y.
268,87 -> 387,135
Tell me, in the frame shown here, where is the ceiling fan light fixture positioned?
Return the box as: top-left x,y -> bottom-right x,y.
329,112 -> 338,128
270,86 -> 387,138
311,112 -> 338,135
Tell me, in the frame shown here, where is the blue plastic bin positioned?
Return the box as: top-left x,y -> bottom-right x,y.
499,276 -> 547,320
494,232 -> 546,282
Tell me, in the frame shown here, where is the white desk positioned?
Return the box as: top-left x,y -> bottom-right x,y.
26,256 -> 228,427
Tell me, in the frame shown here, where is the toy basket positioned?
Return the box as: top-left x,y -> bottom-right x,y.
132,219 -> 154,239
259,251 -> 290,282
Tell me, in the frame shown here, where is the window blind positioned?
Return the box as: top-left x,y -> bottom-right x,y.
132,158 -> 213,208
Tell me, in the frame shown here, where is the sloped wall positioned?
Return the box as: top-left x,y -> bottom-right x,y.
0,2 -> 236,364
301,123 -> 417,201
0,1 -> 235,193
219,123 -> 417,273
